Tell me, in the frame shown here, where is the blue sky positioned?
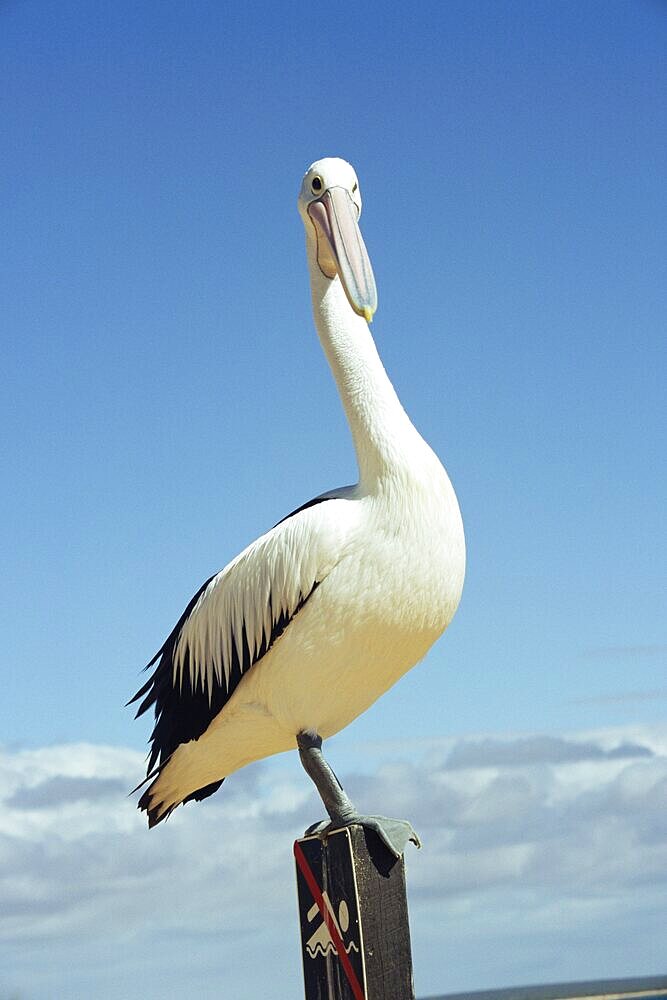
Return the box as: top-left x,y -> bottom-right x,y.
1,1 -> 665,997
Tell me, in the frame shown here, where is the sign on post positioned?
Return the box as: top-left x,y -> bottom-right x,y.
294,826 -> 415,1000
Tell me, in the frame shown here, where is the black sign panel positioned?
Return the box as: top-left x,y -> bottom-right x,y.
294,828 -> 366,1000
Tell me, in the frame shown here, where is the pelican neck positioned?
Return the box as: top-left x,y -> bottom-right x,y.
306,242 -> 423,486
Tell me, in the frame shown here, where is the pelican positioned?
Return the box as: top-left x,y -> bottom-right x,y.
130,157 -> 465,856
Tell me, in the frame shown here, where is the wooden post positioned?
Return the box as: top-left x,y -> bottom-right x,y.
294,825 -> 415,1000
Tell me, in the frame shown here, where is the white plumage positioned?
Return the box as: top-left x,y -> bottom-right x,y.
131,158 -> 465,836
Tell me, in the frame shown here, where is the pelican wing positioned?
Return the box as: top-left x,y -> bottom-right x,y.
130,494 -> 356,780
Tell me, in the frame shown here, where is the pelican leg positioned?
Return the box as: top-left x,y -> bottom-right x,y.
296,730 -> 421,858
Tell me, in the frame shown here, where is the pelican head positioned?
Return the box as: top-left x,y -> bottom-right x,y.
298,157 -> 377,323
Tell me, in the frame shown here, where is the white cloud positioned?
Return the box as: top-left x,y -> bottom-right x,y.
0,726 -> 665,999
443,734 -> 653,769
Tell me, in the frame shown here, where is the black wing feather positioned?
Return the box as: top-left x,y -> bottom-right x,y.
130,493 -> 339,824
130,576 -> 319,817
273,493 -> 331,527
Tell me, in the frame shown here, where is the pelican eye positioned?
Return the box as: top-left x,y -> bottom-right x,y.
311,175 -> 323,195
352,182 -> 358,193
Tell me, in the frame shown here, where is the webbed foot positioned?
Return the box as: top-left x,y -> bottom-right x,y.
304,814 -> 421,858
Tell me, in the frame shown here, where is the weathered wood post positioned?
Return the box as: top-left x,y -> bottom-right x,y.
294,825 -> 415,1000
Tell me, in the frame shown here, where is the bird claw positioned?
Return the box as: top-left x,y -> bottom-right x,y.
303,815 -> 421,858
304,819 -> 332,838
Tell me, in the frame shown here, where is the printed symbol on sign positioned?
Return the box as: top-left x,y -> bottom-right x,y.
305,892 -> 359,958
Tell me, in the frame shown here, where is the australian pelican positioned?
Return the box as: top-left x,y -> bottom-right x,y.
130,157 -> 465,856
